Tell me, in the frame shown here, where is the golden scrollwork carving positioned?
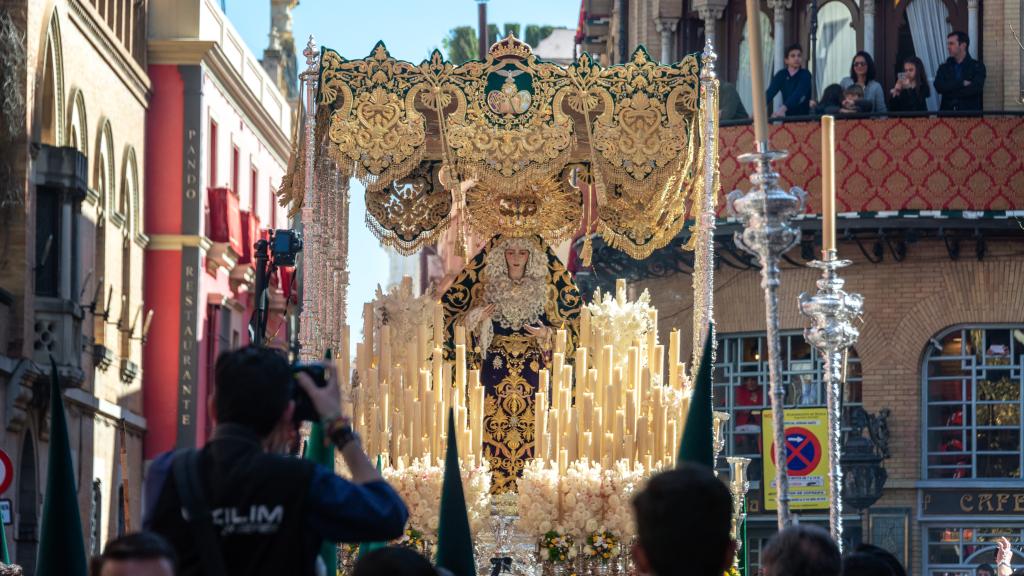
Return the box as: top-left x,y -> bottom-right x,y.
364,161 -> 451,255
313,37 -> 709,260
464,165 -> 582,245
319,43 -> 426,191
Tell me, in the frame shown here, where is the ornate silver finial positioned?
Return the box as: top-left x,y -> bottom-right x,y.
303,35 -> 319,70
798,252 -> 864,553
701,37 -> 717,80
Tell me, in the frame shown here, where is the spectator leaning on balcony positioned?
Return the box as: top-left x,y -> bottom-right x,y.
934,31 -> 986,111
766,44 -> 813,117
889,56 -> 931,112
841,51 -> 888,113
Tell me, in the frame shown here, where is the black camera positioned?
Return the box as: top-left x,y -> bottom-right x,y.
291,363 -> 329,424
271,229 -> 303,267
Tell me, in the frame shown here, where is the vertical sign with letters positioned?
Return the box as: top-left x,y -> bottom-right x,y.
177,65 -> 203,448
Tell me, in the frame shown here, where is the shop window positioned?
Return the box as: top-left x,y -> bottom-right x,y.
925,526 -> 1024,576
713,332 -> 863,483
924,326 -> 1024,480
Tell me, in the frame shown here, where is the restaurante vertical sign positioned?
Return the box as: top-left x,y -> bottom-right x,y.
177,65 -> 202,448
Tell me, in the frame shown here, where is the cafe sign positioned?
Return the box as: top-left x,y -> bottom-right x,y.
922,489 -> 1024,516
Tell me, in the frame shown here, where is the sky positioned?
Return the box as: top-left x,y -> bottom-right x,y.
226,0 -> 582,331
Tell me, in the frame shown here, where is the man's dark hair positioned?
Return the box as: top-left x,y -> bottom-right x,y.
948,31 -> 970,47
95,532 -> 177,572
632,464 -> 733,576
762,525 -> 840,576
854,544 -> 906,576
843,552 -> 896,576
352,547 -> 438,576
786,43 -> 803,58
976,563 -> 995,576
849,51 -> 878,84
214,346 -> 292,436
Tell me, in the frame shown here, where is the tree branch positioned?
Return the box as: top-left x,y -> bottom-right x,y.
1011,25 -> 1024,52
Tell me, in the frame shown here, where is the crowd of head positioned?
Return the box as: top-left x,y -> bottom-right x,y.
1,346 -> 1017,575
730,30 -> 986,121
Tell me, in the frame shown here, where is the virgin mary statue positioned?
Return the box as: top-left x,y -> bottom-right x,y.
442,235 -> 580,492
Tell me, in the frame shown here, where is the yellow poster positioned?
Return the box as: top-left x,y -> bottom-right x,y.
761,407 -> 830,511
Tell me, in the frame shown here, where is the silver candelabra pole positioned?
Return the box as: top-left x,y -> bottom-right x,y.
712,410 -> 731,474
299,35 -> 320,360
727,149 -> 807,529
727,456 -> 751,570
798,250 -> 863,552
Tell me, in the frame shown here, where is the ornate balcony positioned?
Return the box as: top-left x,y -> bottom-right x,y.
577,114 -> 1024,297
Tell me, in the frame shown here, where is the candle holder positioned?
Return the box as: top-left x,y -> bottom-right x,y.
798,250 -> 863,553
712,411 -> 731,472
727,456 -> 751,570
727,148 -> 807,529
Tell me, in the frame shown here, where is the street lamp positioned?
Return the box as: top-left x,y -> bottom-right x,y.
841,406 -> 891,512
477,0 -> 489,61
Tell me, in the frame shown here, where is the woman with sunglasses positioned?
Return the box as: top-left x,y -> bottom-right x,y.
840,51 -> 887,113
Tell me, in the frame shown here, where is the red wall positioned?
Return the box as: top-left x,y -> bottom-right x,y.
143,65 -> 186,458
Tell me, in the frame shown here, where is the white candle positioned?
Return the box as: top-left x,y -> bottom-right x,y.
821,115 -> 837,253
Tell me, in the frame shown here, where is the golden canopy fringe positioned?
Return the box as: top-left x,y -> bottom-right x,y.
300,36 -> 711,261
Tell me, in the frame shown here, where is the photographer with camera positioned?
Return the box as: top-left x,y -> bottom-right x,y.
143,346 -> 407,576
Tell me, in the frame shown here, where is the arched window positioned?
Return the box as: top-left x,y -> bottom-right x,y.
94,121 -> 115,342
923,325 -> 1024,479
67,90 -> 88,159
736,11 -> 774,116
815,1 -> 858,90
713,331 -> 863,482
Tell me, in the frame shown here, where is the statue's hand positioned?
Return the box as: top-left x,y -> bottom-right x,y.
524,323 -> 550,339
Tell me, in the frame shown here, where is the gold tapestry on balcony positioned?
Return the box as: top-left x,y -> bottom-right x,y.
314,36 -> 709,260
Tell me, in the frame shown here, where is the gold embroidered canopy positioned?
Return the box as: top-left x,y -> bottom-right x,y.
286,34 -> 716,260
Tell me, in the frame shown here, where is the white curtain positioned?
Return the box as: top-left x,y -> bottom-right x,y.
815,2 -> 857,93
737,11 -> 775,116
907,0 -> 952,111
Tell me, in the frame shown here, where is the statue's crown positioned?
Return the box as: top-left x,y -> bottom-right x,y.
489,33 -> 532,60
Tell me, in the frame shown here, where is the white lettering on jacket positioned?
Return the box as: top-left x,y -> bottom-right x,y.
210,505 -> 284,535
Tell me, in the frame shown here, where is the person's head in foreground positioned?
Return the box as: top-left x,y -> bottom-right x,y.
852,543 -> 907,576
91,532 -> 177,576
632,463 -> 735,576
762,524 -> 841,576
351,546 -> 439,576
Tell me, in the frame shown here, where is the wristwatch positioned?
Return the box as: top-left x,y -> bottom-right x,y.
326,418 -> 360,450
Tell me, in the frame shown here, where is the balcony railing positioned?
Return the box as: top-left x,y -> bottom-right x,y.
717,112 -> 1024,216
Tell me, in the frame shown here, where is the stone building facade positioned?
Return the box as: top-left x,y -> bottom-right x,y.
0,0 -> 149,569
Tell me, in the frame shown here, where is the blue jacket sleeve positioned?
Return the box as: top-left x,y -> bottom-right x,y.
307,465 -> 408,543
783,70 -> 811,111
142,450 -> 176,529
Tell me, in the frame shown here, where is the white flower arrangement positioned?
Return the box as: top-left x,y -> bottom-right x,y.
383,457 -> 443,537
561,460 -> 605,539
460,458 -> 492,538
602,460 -> 647,540
586,287 -> 657,370
516,459 -> 562,537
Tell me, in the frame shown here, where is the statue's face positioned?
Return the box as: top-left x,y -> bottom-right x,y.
504,248 -> 530,280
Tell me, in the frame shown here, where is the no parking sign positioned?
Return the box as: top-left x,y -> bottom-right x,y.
762,408 -> 830,511
0,449 -> 12,495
